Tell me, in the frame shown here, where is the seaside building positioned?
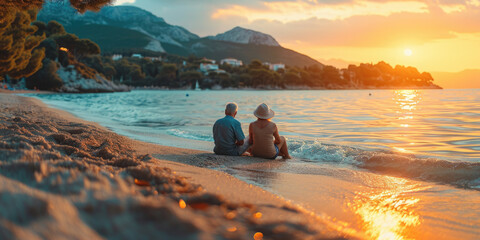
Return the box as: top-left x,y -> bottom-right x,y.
220,58 -> 243,67
268,63 -> 285,72
132,54 -> 143,58
112,54 -> 123,61
199,63 -> 219,72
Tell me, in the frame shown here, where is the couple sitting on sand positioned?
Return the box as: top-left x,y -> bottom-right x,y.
213,102 -> 291,159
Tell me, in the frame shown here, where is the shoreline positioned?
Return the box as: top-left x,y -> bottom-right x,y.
133,86 -> 443,91
0,93 -> 354,239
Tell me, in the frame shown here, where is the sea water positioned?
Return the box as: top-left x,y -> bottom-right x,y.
30,89 -> 480,239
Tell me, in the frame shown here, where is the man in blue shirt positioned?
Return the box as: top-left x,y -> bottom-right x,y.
213,102 -> 249,156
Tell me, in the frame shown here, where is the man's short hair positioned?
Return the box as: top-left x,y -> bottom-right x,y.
225,102 -> 238,115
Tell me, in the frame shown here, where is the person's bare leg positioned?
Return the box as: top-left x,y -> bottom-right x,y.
241,146 -> 252,156
278,136 -> 291,159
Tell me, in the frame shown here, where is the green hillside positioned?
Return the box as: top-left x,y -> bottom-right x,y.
185,39 -> 321,67
65,24 -> 152,52
64,24 -> 320,67
161,42 -> 191,56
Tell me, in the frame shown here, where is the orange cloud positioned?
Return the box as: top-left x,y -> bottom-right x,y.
237,2 -> 480,72
212,0 -> 429,22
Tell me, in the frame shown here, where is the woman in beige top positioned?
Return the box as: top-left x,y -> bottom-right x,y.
248,103 -> 291,159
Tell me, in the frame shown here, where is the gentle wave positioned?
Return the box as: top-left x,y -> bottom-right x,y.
163,129 -> 480,189
289,139 -> 480,189
167,129 -> 214,142
358,153 -> 480,189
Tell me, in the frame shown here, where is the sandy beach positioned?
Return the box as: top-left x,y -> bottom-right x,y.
0,92 -> 353,239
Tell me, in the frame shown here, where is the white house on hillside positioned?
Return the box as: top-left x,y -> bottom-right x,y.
200,63 -> 219,72
132,54 -> 143,58
268,63 -> 285,71
112,54 -> 123,61
220,58 -> 243,67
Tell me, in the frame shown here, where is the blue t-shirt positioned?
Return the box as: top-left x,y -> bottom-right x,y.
213,115 -> 245,156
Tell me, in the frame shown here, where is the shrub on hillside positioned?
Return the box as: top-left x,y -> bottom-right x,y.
26,59 -> 63,90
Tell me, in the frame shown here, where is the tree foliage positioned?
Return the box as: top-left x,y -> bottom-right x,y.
0,0 -> 111,81
23,20 -> 111,90
46,21 -> 66,37
79,51 -> 439,90
37,38 -> 58,60
26,58 -> 62,90
180,71 -> 202,89
113,59 -> 145,85
0,0 -> 113,13
0,9 -> 45,81
53,33 -> 100,57
0,0 -> 43,12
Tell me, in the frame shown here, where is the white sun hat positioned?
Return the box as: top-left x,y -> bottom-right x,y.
253,103 -> 275,119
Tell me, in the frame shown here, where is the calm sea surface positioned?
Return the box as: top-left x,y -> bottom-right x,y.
30,89 -> 480,239
31,89 -> 480,187
32,89 -> 480,160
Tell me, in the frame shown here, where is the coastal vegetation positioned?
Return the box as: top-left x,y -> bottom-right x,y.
0,0 -> 114,91
24,20 -> 104,91
75,54 -> 439,90
0,9 -> 45,82
0,0 -> 113,13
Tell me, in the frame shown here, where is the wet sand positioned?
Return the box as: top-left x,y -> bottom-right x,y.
0,93 -> 352,239
153,149 -> 480,240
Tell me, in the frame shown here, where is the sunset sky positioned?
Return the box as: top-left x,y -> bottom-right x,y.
115,0 -> 480,73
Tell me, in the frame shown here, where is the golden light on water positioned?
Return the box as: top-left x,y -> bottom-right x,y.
397,89 -> 418,111
393,147 -> 410,153
352,179 -> 425,240
393,90 -> 421,153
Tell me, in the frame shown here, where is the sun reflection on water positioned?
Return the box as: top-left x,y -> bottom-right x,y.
394,90 -> 420,120
393,90 -> 421,153
352,178 -> 427,240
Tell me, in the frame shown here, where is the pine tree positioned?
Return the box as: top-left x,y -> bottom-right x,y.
0,10 -> 45,81
69,0 -> 113,13
53,33 -> 101,58
0,0 -> 112,85
0,1 -> 43,12
0,0 -> 113,13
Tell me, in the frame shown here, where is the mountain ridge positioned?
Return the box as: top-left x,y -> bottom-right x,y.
37,3 -> 321,67
208,26 -> 281,47
38,2 -> 199,47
